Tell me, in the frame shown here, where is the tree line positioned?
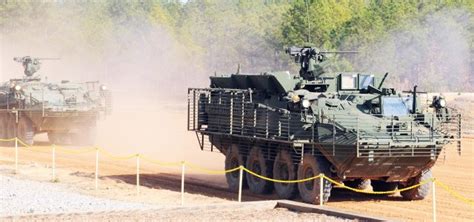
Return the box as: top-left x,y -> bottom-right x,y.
1,0 -> 473,91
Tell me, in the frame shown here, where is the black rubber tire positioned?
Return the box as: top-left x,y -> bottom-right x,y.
400,169 -> 432,200
225,145 -> 247,191
297,154 -> 332,204
48,132 -> 64,145
344,179 -> 371,190
245,146 -> 273,194
371,180 -> 398,192
17,117 -> 34,146
6,114 -> 17,146
273,150 -> 298,199
0,114 -> 8,145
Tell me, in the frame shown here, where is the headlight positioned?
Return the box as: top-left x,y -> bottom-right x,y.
14,85 -> 22,91
302,99 -> 311,108
100,85 -> 107,91
290,94 -> 300,103
438,98 -> 446,108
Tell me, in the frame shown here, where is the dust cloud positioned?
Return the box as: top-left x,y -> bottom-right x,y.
353,9 -> 473,92
0,4 -> 223,169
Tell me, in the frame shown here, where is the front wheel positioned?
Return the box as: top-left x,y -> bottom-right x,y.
224,145 -> 246,191
17,117 -> 34,146
297,154 -> 332,204
399,169 -> 432,200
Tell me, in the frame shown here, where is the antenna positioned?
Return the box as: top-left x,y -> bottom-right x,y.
305,0 -> 311,43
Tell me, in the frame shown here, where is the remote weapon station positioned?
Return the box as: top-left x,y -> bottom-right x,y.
0,56 -> 111,146
187,47 -> 461,203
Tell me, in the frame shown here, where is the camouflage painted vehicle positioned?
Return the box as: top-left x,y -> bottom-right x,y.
187,46 -> 462,203
0,56 -> 111,146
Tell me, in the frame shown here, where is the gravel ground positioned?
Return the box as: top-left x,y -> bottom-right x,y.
0,175 -> 156,216
3,208 -> 354,222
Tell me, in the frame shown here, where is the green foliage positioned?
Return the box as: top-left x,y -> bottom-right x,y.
1,0 -> 472,90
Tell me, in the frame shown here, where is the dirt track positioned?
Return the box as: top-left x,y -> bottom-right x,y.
0,104 -> 473,221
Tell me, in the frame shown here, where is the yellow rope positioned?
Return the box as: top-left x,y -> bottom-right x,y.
16,138 -> 32,148
21,147 -> 51,154
322,175 -> 432,194
97,147 -> 137,160
435,180 -> 474,206
141,156 -> 182,167
243,167 -> 321,183
186,162 -> 240,174
8,137 -> 474,206
55,146 -> 96,154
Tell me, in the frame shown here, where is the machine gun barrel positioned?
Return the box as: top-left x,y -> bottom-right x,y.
13,57 -> 60,62
319,51 -> 358,54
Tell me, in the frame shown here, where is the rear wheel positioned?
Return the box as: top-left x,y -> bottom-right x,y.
6,114 -> 17,146
17,117 -> 34,146
344,179 -> 370,190
0,114 -> 8,145
400,169 -> 432,200
225,145 -> 246,191
245,146 -> 273,194
48,132 -> 67,145
273,150 -> 298,199
297,154 -> 332,204
371,180 -> 398,192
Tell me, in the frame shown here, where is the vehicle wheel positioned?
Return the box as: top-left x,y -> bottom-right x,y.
245,146 -> 273,194
225,144 -> 247,191
17,117 -> 34,146
0,114 -> 8,145
297,154 -> 332,204
273,150 -> 298,199
6,114 -> 17,146
48,132 -> 64,145
400,169 -> 432,200
344,179 -> 370,190
371,180 -> 398,192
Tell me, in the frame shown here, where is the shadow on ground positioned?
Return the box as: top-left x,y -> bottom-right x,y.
106,173 -> 405,203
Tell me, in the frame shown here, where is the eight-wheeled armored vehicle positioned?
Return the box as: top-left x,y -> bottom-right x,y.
0,56 -> 111,146
188,46 -> 462,203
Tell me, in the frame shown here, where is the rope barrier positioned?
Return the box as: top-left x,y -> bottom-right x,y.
322,175 -> 433,195
55,146 -> 96,154
186,162 -> 240,175
435,180 -> 474,206
141,155 -> 182,167
16,139 -> 33,148
97,147 -> 137,160
3,137 -> 473,207
243,167 -> 321,183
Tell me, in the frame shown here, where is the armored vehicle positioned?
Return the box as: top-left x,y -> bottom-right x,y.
188,46 -> 462,203
0,56 -> 111,146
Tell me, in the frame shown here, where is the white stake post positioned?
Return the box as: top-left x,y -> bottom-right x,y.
238,166 -> 243,203
95,148 -> 99,190
14,138 -> 18,174
136,154 -> 140,195
181,161 -> 186,206
52,144 -> 56,182
319,174 -> 324,206
432,179 -> 437,222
